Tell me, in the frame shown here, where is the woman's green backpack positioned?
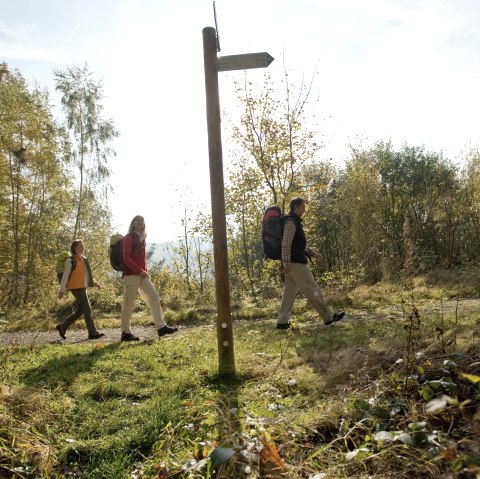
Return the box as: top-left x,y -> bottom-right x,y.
56,252 -> 76,283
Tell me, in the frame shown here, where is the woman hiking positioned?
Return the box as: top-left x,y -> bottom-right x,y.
120,215 -> 178,341
57,239 -> 104,340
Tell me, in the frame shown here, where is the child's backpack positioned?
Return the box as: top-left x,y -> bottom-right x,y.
109,234 -> 124,272
56,251 -> 76,283
262,205 -> 284,260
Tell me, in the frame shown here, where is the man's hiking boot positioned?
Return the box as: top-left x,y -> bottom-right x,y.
276,322 -> 291,330
56,324 -> 66,339
325,311 -> 345,326
158,325 -> 178,337
121,332 -> 140,342
88,332 -> 105,340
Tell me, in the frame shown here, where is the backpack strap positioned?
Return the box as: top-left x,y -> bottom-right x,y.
83,256 -> 95,288
59,256 -> 76,291
283,213 -> 300,230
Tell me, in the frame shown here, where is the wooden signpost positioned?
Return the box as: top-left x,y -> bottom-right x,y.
202,26 -> 274,376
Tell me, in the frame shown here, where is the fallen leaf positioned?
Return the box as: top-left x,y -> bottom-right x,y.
460,372 -> 480,384
345,448 -> 370,461
424,396 -> 449,414
259,438 -> 286,477
374,431 -> 394,442
210,447 -> 235,467
440,448 -> 457,461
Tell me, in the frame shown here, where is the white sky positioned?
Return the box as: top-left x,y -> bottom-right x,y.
1,0 -> 479,242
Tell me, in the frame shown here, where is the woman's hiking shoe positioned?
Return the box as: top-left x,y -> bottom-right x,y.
158,326 -> 178,336
56,324 -> 66,339
121,332 -> 140,342
88,332 -> 105,340
325,311 -> 345,326
276,322 -> 291,330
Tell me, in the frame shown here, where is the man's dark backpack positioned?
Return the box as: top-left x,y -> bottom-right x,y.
262,206 -> 284,260
109,234 -> 124,272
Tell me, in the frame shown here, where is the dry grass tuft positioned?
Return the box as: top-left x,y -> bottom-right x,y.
0,387 -> 60,475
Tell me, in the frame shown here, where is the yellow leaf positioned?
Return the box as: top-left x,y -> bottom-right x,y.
460,372 -> 480,384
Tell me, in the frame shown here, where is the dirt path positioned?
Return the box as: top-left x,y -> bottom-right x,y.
1,298 -> 479,347
0,325 -> 172,347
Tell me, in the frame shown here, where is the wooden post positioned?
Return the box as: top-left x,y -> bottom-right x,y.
202,26 -> 235,376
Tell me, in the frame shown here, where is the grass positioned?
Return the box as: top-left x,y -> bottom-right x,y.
1,275 -> 480,478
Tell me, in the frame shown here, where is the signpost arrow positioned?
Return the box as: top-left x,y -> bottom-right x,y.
217,52 -> 274,72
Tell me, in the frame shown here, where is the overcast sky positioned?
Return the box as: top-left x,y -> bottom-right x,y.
1,0 -> 479,242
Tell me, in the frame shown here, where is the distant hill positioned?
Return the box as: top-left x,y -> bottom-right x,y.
146,242 -> 174,267
146,240 -> 212,270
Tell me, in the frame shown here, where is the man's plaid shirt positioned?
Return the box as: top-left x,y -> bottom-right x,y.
281,219 -> 314,264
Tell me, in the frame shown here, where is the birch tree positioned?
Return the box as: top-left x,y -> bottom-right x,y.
54,64 -> 119,238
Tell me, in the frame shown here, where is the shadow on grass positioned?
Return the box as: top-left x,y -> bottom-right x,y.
198,371 -> 258,478
203,370 -> 253,438
240,312 -> 405,392
20,342 -> 122,390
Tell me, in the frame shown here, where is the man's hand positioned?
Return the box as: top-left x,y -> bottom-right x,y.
141,271 -> 149,278
282,262 -> 291,275
312,251 -> 323,262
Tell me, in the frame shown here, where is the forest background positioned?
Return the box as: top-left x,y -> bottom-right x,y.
1,58 -> 480,321
3,50 -> 480,478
